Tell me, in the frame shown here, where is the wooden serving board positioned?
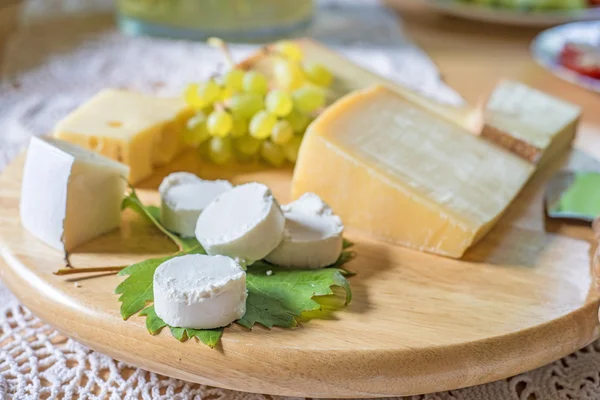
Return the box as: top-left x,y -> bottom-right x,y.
1,146 -> 599,398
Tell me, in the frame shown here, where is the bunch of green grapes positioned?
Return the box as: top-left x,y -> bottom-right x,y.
181,40 -> 333,167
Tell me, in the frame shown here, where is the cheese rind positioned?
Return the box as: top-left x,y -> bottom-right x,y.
20,136 -> 129,252
159,172 -> 232,238
265,193 -> 344,268
482,80 -> 581,165
195,183 -> 285,264
292,86 -> 537,258
153,254 -> 247,329
54,89 -> 192,184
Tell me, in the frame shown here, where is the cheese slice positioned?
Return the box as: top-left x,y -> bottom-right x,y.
265,193 -> 344,269
20,136 -> 130,252
195,183 -> 285,265
292,85 -> 537,258
239,39 -> 481,132
54,89 -> 192,184
159,172 -> 232,238
153,254 -> 247,330
482,80 -> 581,165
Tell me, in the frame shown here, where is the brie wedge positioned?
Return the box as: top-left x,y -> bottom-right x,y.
265,193 -> 344,268
159,172 -> 232,238
20,136 -> 129,252
195,182 -> 285,264
153,254 -> 247,329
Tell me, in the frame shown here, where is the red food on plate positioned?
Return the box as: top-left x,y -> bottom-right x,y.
559,42 -> 600,80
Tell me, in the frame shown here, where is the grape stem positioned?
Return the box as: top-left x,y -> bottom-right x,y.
214,102 -> 226,112
207,37 -> 234,68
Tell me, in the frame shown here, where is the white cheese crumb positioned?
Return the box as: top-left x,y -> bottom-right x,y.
266,270 -> 273,276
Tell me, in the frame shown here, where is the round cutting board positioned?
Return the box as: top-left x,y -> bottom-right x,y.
0,147 -> 599,398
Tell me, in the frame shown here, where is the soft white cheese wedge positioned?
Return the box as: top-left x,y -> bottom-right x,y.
153,254 -> 247,329
159,172 -> 232,238
195,182 -> 285,264
20,136 -> 129,252
265,193 -> 344,268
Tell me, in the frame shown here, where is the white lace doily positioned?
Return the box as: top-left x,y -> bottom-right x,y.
1,1 -> 599,399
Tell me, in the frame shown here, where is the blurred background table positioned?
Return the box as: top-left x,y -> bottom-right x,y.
0,1 -> 599,399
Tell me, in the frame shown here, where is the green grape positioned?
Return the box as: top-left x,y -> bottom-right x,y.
234,135 -> 262,156
219,86 -> 235,102
223,68 -> 245,91
274,60 -> 305,91
293,86 -> 326,114
208,137 -> 233,164
270,120 -> 294,145
260,140 -> 286,167
304,63 -> 333,87
182,113 -> 210,146
230,115 -> 248,138
286,109 -> 311,132
265,90 -> 293,117
249,111 -> 277,140
243,71 -> 269,95
227,93 -> 264,118
283,135 -> 302,163
207,109 -> 233,138
184,83 -> 204,109
195,80 -> 221,106
273,40 -> 303,62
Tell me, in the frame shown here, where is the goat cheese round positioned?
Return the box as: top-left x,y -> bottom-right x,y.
159,172 -> 232,238
153,254 -> 247,329
195,182 -> 285,264
265,193 -> 344,268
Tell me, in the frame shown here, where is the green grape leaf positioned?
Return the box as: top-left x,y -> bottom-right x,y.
169,326 -> 224,347
115,248 -> 204,320
180,327 -> 224,348
236,262 -> 351,329
139,305 -> 167,334
115,255 -> 172,320
145,205 -> 201,249
122,186 -> 198,252
140,306 -> 223,347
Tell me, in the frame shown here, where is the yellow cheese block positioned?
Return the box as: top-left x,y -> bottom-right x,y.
292,85 -> 538,258
54,89 -> 192,184
240,39 -> 481,132
482,80 -> 581,166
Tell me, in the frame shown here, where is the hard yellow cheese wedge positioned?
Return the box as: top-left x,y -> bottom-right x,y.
54,89 -> 192,184
482,80 -> 581,166
292,85 -> 537,258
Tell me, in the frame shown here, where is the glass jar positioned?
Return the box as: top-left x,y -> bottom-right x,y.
116,0 -> 314,42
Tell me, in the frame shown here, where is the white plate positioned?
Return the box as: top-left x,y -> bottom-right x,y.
423,0 -> 600,27
531,21 -> 600,93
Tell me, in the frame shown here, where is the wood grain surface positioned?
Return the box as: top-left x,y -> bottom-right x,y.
0,143 -> 599,397
2,1 -> 600,398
